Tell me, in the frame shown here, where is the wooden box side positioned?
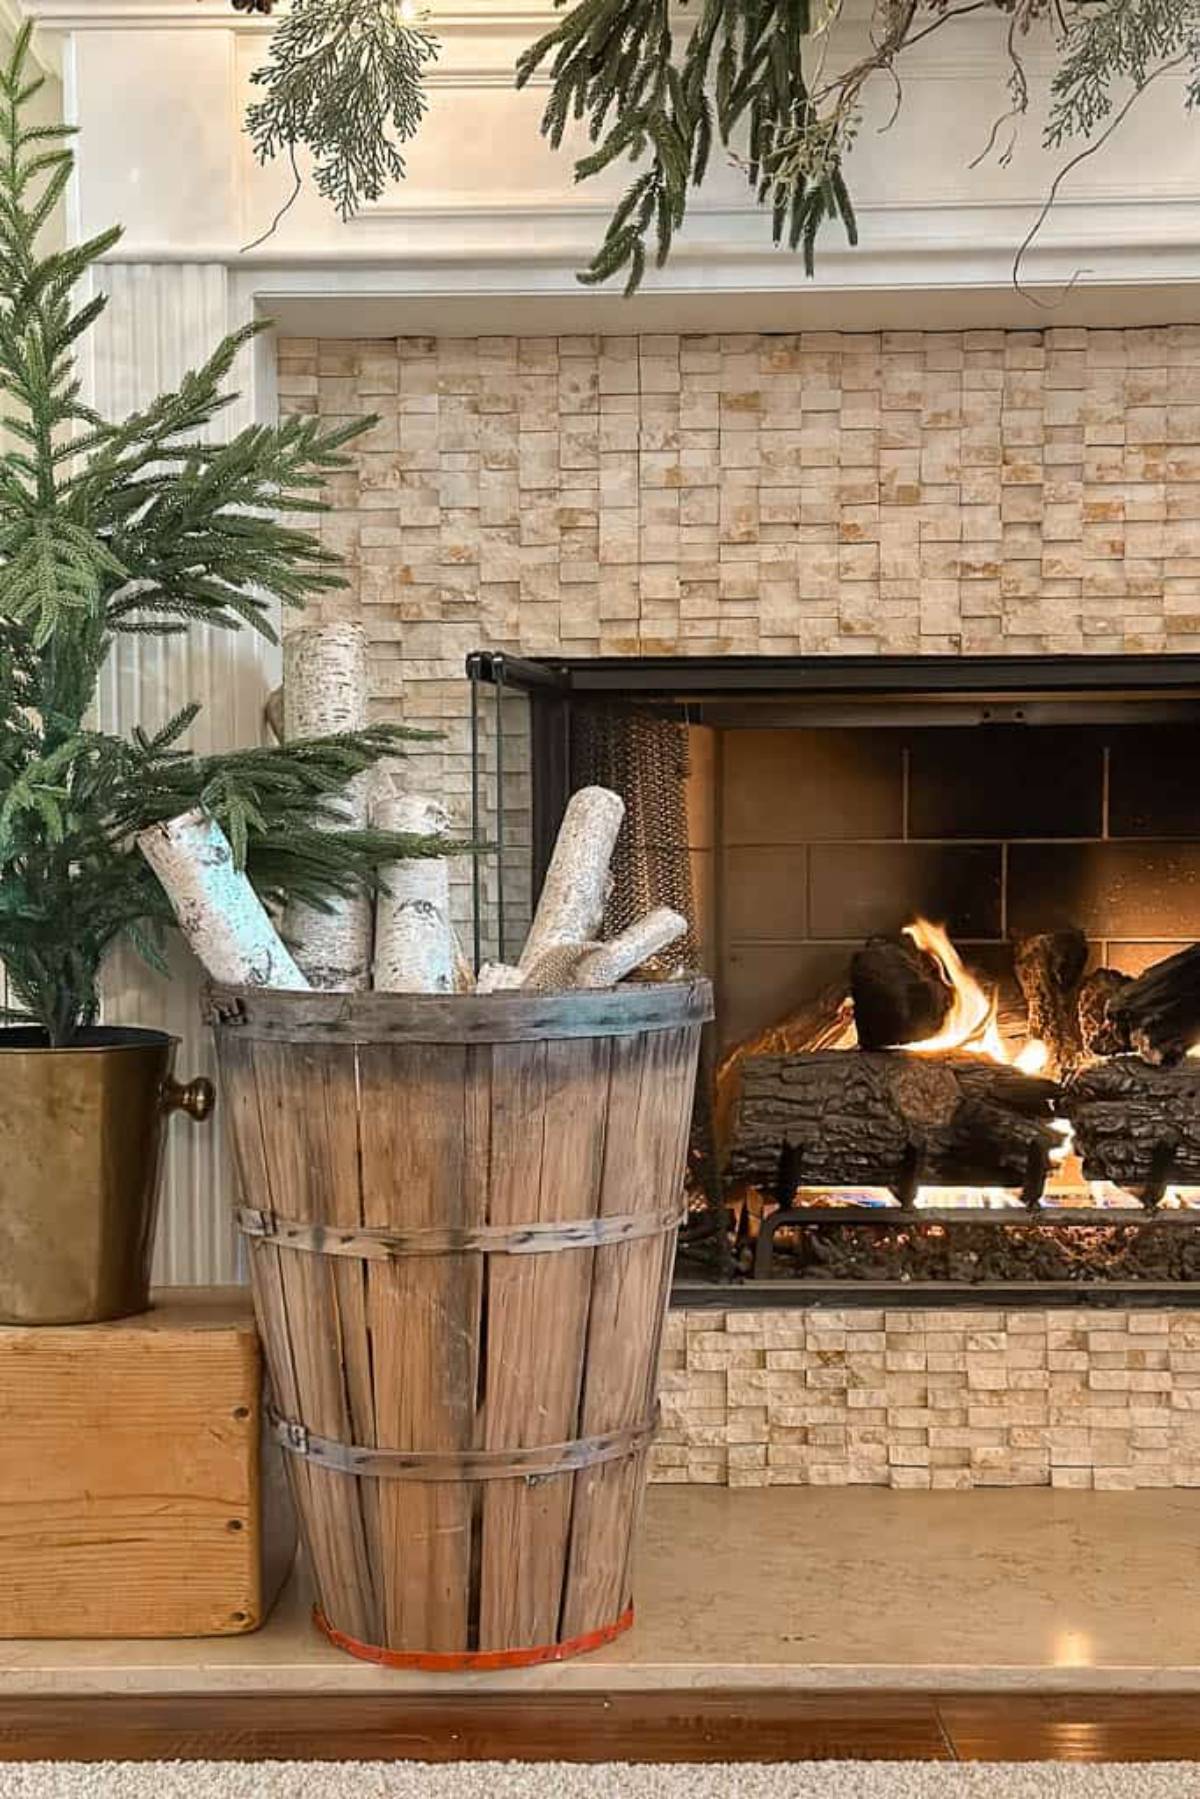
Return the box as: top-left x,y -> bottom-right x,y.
0,1288 -> 267,1639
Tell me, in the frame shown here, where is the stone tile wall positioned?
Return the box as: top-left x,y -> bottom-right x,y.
277,326 -> 1200,951
651,1307 -> 1200,1490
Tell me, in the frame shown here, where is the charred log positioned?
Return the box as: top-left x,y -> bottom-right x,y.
1013,928 -> 1088,1076
1107,944 -> 1200,1066
850,934 -> 951,1050
1078,968 -> 1133,1059
729,1050 -> 1062,1198
714,983 -> 853,1169
1063,1056 -> 1200,1195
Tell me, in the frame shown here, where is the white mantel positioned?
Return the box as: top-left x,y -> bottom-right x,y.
28,0 -> 1200,332
21,0 -> 1200,1284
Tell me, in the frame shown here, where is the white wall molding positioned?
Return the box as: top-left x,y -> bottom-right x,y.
82,260 -> 277,1289
27,0 -> 556,28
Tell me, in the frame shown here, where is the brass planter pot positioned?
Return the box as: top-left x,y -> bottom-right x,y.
0,1027 -> 214,1325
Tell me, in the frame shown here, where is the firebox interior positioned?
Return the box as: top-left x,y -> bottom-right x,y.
469,653 -> 1200,1298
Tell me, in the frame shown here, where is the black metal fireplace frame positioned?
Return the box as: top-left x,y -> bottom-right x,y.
468,650 -> 1200,911
467,651 -> 1200,1309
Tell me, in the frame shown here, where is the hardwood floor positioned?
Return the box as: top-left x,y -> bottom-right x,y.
2,1692 -> 1200,1763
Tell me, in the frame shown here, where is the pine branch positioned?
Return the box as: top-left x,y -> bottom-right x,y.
245,0 -> 439,230
0,28 -> 462,1043
1046,0 -> 1200,147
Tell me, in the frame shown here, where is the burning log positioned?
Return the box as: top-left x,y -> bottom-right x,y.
1107,944 -> 1200,1066
849,934 -> 951,1051
728,1049 -> 1061,1200
1078,968 -> 1133,1059
714,984 -> 854,1172
1063,1056 -> 1200,1197
1013,928 -> 1087,1076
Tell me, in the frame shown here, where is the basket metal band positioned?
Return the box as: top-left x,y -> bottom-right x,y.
237,1203 -> 684,1261
267,1408 -> 659,1483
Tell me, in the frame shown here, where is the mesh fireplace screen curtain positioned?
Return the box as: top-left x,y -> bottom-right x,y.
568,704 -> 700,970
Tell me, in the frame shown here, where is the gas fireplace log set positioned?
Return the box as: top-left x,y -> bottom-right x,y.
731,1051 -> 1061,1203
727,932 -> 1200,1213
1065,1059 -> 1200,1199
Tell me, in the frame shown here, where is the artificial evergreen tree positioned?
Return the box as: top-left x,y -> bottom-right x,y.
0,25 -> 441,1046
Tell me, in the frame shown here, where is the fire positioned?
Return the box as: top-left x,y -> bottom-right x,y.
896,919 -> 1010,1062
1015,1038 -> 1050,1075
886,920 -> 1066,1207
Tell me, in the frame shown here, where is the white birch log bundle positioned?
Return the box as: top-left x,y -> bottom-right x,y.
572,907 -> 688,989
373,794 -> 458,994
517,786 -> 625,973
281,622 -> 372,990
138,809 -> 310,991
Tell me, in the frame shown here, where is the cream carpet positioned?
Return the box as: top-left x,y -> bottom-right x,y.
4,1765 -> 1200,1796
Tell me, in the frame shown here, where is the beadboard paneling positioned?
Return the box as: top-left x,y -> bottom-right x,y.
83,263 -> 275,1284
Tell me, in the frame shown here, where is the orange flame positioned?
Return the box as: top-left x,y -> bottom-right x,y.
895,919 -> 1010,1062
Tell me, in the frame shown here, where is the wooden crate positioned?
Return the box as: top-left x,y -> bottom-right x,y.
0,1287 -> 293,1639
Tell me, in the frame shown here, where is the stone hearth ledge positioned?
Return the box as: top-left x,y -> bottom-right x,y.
3,1488 -> 1200,1694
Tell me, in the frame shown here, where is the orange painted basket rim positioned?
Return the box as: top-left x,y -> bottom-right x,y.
313,1602 -> 634,1672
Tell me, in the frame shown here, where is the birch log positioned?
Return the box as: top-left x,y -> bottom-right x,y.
139,809 -> 310,990
517,786 -> 625,973
372,794 -> 460,994
573,908 -> 688,989
521,943 -> 602,992
281,622 -> 373,991
476,962 -> 525,994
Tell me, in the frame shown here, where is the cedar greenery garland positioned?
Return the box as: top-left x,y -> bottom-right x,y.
245,0 -> 438,236
518,0 -> 854,294
514,0 -> 1200,294
234,0 -> 1198,281
0,26 -> 446,1046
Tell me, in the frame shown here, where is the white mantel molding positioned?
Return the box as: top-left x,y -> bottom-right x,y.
29,0 -> 554,28
28,0 -> 1196,323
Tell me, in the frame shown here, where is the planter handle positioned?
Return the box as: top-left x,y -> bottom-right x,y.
161,1074 -> 215,1123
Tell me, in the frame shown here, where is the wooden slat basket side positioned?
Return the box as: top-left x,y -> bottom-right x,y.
211,979 -> 710,1663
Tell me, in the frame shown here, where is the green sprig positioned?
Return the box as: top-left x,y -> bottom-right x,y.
0,25 -> 454,1044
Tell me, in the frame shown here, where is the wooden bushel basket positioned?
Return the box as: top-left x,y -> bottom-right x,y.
207,978 -> 711,1669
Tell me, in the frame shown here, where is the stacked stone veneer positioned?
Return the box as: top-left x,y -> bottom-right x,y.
650,1308 -> 1200,1490
278,326 -> 1200,954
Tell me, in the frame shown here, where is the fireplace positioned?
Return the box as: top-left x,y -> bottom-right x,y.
470,651 -> 1200,1302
